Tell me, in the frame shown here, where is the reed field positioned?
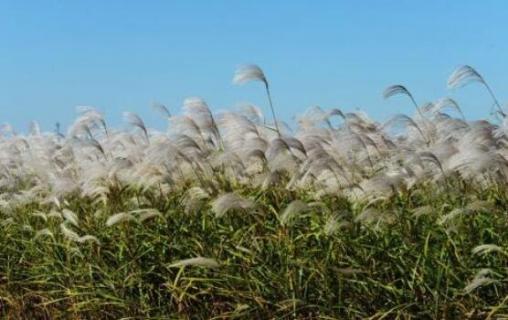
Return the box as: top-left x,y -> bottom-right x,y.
1,65 -> 508,319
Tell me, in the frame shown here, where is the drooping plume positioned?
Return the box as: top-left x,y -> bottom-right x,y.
233,64 -> 281,137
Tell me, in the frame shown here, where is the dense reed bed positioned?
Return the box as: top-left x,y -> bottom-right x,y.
1,65 -> 508,318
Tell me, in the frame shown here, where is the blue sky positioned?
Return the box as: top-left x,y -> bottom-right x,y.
1,1 -> 507,131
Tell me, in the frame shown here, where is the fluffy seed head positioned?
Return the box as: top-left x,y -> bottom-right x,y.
447,65 -> 485,89
233,64 -> 268,87
168,257 -> 220,268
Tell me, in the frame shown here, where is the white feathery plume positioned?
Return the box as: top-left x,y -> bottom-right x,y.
34,228 -> 54,240
471,244 -> 506,256
279,200 -> 309,226
323,214 -> 342,236
265,138 -> 293,162
233,64 -> 281,137
53,197 -> 62,209
123,112 -> 149,142
233,64 -> 267,85
1,218 -> 14,227
47,210 -> 63,220
236,103 -> 264,124
418,151 -> 446,178
438,208 -> 464,226
62,209 -> 79,227
183,97 -> 222,148
466,200 -> 493,213
211,193 -> 255,218
60,222 -> 79,241
382,114 -> 427,143
152,102 -> 171,118
355,208 -> 394,227
76,137 -> 106,158
298,106 -> 330,129
105,209 -> 162,226
22,224 -> 34,233
464,268 -> 499,294
182,187 -> 210,215
31,211 -> 48,222
432,98 -> 466,120
168,257 -> 220,268
411,205 -> 434,219
448,65 -> 486,89
106,212 -> 135,227
70,107 -> 108,137
75,234 -> 100,244
383,84 -> 422,116
134,209 -> 163,222
448,65 -> 503,117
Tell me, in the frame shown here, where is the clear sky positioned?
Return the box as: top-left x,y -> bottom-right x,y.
1,1 -> 507,132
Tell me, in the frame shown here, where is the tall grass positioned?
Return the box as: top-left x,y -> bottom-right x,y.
0,65 -> 507,318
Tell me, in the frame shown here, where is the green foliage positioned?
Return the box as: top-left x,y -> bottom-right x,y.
0,179 -> 507,319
